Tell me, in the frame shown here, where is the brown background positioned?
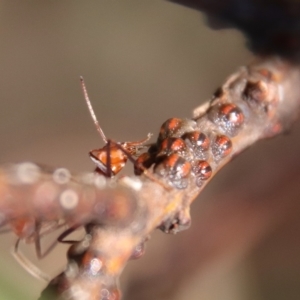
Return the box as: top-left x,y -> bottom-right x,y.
0,1 -> 300,300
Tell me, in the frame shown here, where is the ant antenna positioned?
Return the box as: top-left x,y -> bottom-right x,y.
80,76 -> 108,143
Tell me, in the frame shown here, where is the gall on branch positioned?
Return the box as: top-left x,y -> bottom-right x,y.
1,56 -> 300,300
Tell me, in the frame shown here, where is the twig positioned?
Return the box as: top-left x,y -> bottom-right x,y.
11,56 -> 300,299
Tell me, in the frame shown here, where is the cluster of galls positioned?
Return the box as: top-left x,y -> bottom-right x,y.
134,102 -> 244,190
132,69 -> 278,235
134,118 -> 207,189
134,67 -> 279,191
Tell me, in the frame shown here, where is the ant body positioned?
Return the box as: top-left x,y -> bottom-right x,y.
79,76 -> 152,178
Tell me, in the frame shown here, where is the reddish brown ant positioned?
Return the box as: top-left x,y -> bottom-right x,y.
80,76 -> 153,177
80,77 -> 170,190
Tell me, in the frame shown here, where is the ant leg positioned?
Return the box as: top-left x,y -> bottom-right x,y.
35,235 -> 58,259
34,221 -> 66,259
110,140 -> 172,191
34,222 -> 43,259
12,238 -> 51,282
33,223 -> 82,259
12,222 -> 72,281
125,133 -> 153,147
57,224 -> 82,244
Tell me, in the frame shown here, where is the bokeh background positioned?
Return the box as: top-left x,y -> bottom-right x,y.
1,1 -> 300,300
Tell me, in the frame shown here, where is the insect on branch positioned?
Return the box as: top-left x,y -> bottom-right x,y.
2,56 -> 300,300
37,56 -> 300,299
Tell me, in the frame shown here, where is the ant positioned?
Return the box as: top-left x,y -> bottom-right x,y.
80,76 -> 168,187
80,76 -> 152,177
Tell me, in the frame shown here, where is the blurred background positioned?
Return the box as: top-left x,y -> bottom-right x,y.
1,1 -> 300,300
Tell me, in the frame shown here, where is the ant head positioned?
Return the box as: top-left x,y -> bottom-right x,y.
89,143 -> 127,177
80,77 -> 153,178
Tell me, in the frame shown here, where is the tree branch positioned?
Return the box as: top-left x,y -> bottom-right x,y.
4,56 -> 298,299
